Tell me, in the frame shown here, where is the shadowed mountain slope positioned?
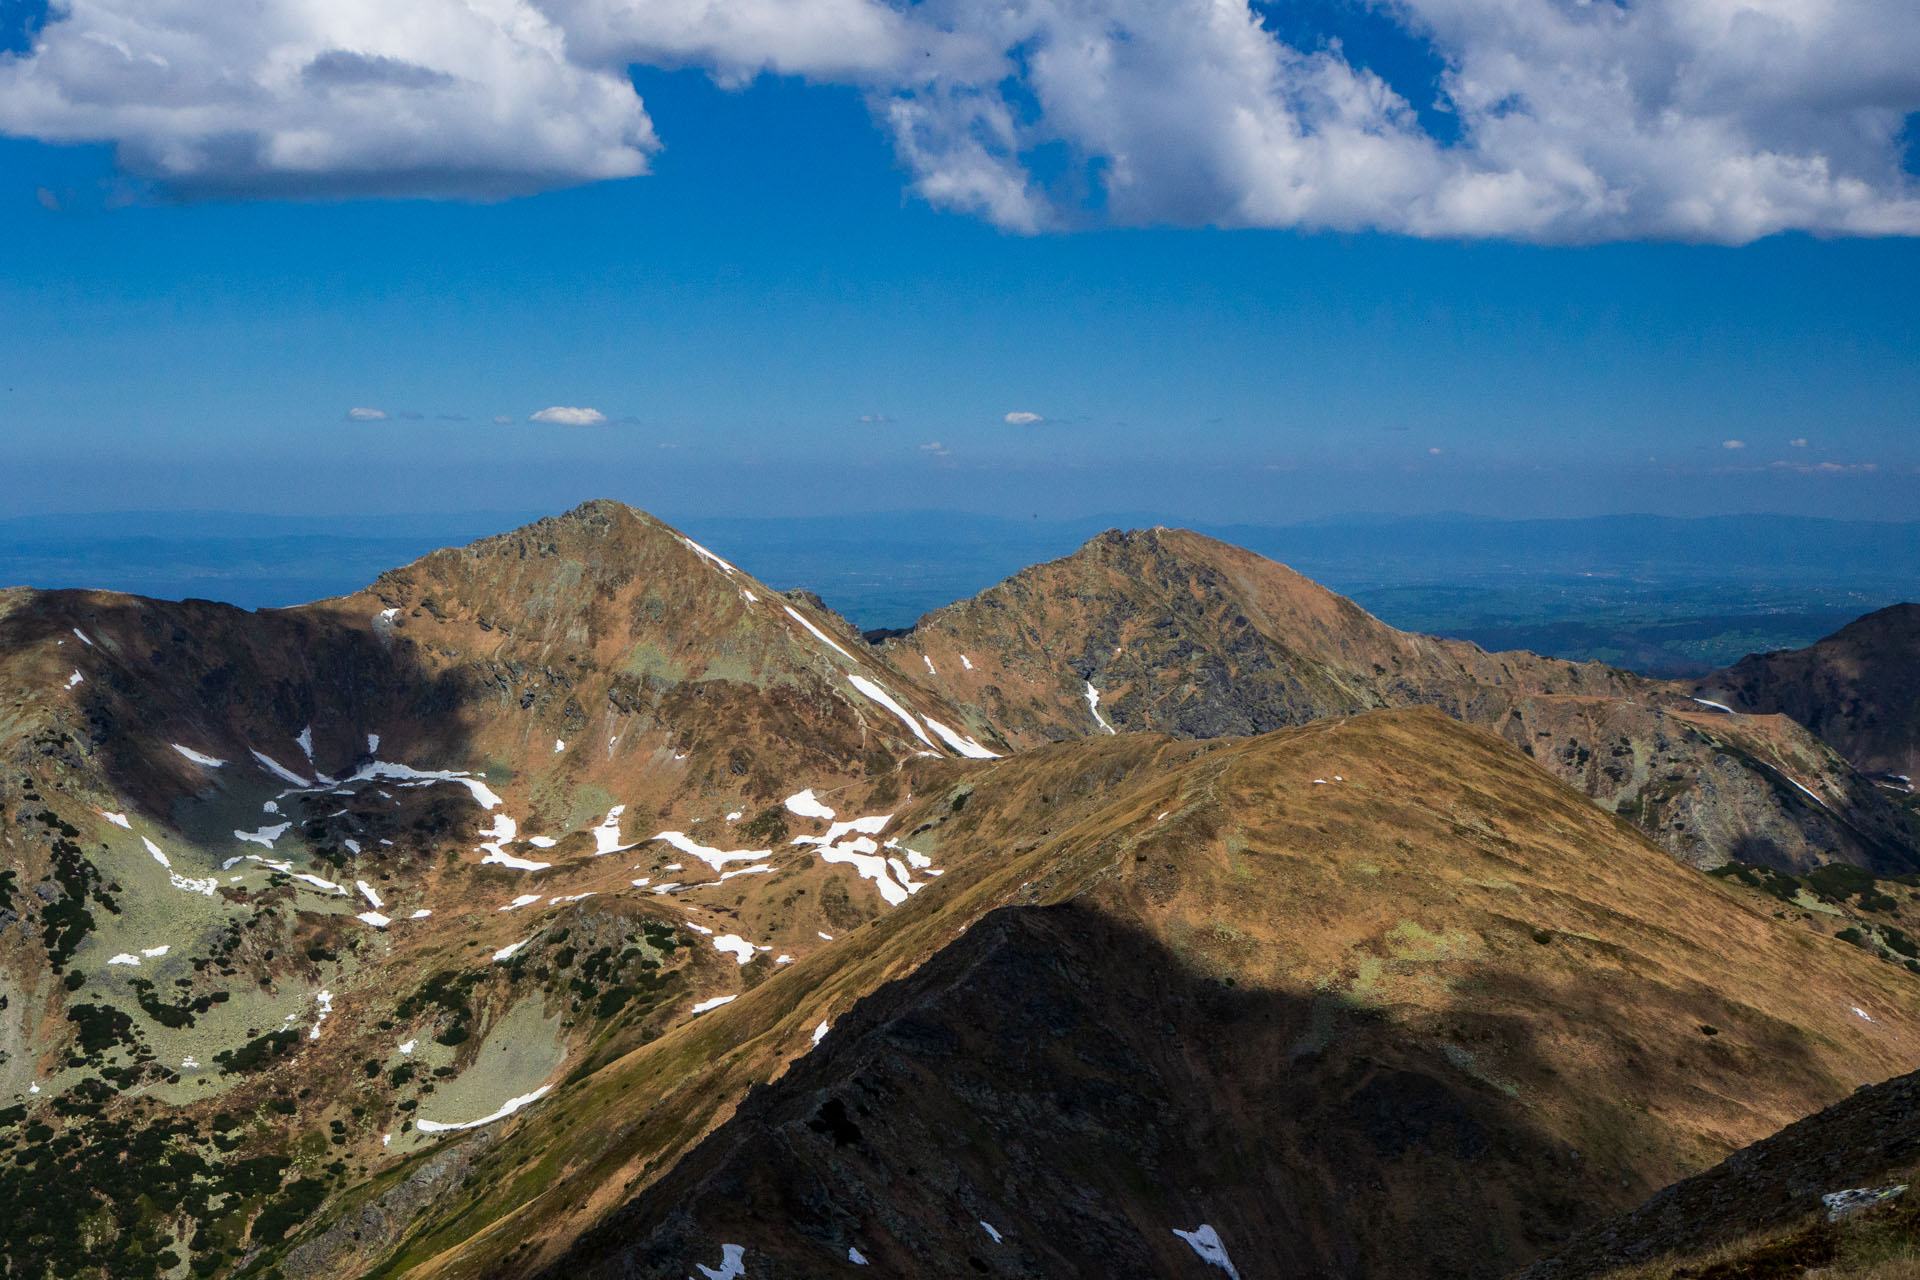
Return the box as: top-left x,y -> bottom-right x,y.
1699,603 -> 1920,785
880,527 -> 1920,874
1514,1064 -> 1920,1280
327,709 -> 1920,1280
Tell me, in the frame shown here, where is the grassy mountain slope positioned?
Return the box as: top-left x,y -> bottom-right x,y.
321,710 -> 1920,1280
880,528 -> 1920,873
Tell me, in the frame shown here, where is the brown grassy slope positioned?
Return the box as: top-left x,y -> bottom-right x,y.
878,527 -> 1920,873
306,710 -> 1920,1280
1699,603 -> 1920,782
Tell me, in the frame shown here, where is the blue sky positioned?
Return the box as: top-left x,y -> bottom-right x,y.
2,1 -> 1918,523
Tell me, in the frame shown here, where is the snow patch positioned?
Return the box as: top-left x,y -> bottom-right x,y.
64,669 -> 82,689
356,880 -> 384,909
783,604 -> 855,660
250,749 -> 310,787
849,1246 -> 867,1265
923,715 -> 1000,759
499,894 -> 542,912
143,836 -> 219,896
812,1020 -> 830,1045
711,934 -> 770,966
651,830 -> 771,872
172,744 -> 226,768
99,810 -> 130,829
416,1084 -> 552,1133
351,760 -> 503,810
785,789 -> 837,821
553,739 -> 565,754
923,654 -> 936,674
141,945 -> 169,958
691,1243 -> 747,1280
1691,697 -> 1735,714
717,863 -> 774,881
234,822 -> 292,849
108,953 -> 140,966
398,1039 -> 416,1055
848,675 -> 937,748
981,1221 -> 1003,1243
681,536 -> 738,575
689,995 -> 736,1015
492,938 -> 530,962
309,990 -> 334,1041
1085,681 -> 1116,734
592,805 -> 632,855
960,654 -> 974,670
1172,1225 -> 1241,1280
72,628 -> 93,646
357,912 -> 391,928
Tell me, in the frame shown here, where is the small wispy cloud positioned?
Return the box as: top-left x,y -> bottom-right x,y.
1427,446 -> 1442,455
530,406 -> 607,426
1770,459 -> 1878,474
920,441 -> 950,457
399,410 -> 424,421
348,407 -> 387,421
1004,410 -> 1043,425
1789,437 -> 1808,448
492,414 -> 514,424
859,413 -> 891,424
1721,439 -> 1746,449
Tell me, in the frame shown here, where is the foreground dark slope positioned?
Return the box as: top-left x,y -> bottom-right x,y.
480,711 -> 1920,1280
882,528 -> 1920,874
1514,1064 -> 1920,1280
1699,602 -> 1920,785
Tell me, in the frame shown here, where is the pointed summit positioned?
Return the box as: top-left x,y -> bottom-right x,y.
882,526 -> 1920,874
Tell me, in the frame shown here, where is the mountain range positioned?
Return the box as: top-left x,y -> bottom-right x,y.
2,500 -> 1917,1279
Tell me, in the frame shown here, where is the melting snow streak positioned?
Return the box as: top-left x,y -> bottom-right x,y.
416,1085 -> 553,1133
1086,682 -> 1116,734
1172,1225 -> 1242,1280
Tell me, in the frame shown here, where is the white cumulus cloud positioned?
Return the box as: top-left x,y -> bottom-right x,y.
347,407 -> 387,421
530,405 -> 607,425
1003,410 -> 1043,425
0,0 -> 655,198
1722,439 -> 1747,450
1790,437 -> 1809,448
0,0 -> 1916,242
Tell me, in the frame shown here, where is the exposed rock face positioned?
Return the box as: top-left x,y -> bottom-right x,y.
882,528 -> 1920,873
281,1130 -> 496,1280
1699,602 -> 1920,783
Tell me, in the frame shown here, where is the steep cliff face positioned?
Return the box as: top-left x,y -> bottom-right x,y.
880,528 -> 1920,873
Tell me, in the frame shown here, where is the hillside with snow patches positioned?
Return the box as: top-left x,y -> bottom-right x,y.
0,501 -> 1917,1279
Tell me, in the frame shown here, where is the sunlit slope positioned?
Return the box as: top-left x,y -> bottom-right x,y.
882,527 -> 1920,873
311,710 -> 1920,1280
0,501 -> 1015,1278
